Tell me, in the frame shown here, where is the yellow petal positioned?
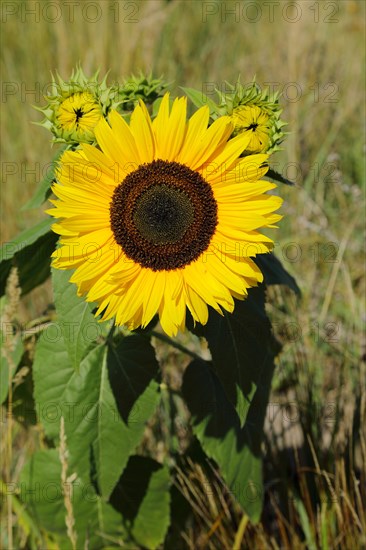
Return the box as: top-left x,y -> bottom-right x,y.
177,105 -> 210,165
201,132 -> 251,178
209,154 -> 269,187
108,110 -> 141,166
129,102 -> 156,163
184,285 -> 209,325
153,94 -> 187,160
187,116 -> 234,171
94,117 -> 126,163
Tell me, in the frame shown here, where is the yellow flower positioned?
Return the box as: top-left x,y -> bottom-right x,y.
35,66 -> 121,145
56,92 -> 103,143
231,104 -> 270,153
48,94 -> 282,336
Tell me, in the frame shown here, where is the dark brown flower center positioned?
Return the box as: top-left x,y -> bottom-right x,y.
110,160 -> 217,271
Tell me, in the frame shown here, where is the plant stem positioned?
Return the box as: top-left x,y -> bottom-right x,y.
149,330 -> 207,363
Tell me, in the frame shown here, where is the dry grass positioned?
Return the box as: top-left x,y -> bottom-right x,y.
1,0 -> 365,548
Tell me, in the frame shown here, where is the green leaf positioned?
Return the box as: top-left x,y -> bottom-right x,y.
61,343 -> 128,498
10,361 -> 37,428
0,331 -> 23,404
1,218 -> 53,263
182,359 -> 266,522
184,285 -> 279,521
0,218 -> 57,297
52,268 -> 101,369
33,329 -> 161,499
33,331 -> 161,499
106,334 -> 161,425
22,146 -> 67,210
180,87 -> 219,115
255,253 -> 301,295
64,338 -> 160,497
20,449 -> 125,549
189,286 -> 277,426
110,456 -> 171,550
266,168 -> 295,186
33,327 -> 75,439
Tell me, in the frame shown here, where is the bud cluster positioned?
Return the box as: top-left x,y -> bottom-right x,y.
212,78 -> 287,154
35,67 -> 170,146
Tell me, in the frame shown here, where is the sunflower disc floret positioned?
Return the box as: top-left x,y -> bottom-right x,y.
48,93 -> 282,336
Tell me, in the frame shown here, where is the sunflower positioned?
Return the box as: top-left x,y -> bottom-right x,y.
231,104 -> 271,153
35,66 -> 122,145
48,93 -> 282,336
56,92 -> 103,143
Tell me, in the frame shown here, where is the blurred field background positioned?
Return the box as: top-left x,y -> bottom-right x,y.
1,0 -> 365,548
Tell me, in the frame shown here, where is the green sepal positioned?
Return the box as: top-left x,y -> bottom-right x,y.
266,167 -> 296,186
117,72 -> 171,112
